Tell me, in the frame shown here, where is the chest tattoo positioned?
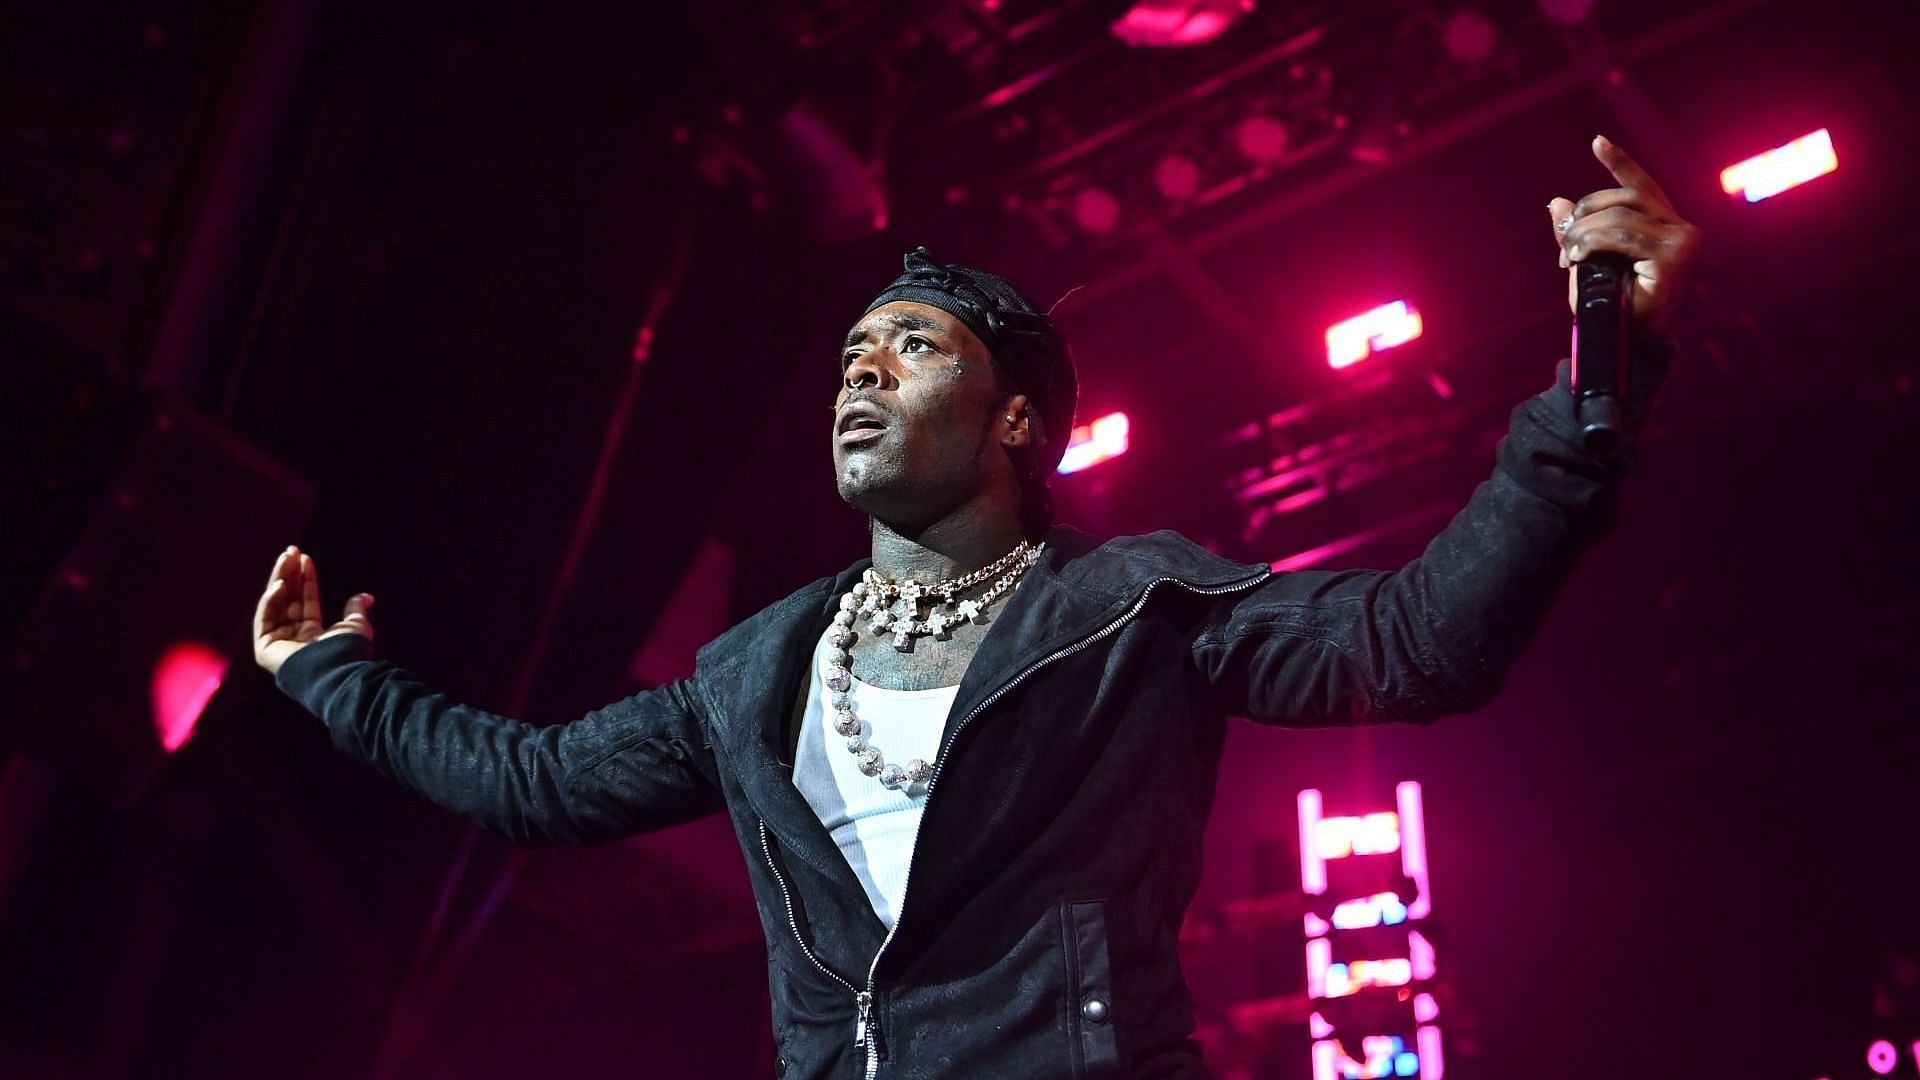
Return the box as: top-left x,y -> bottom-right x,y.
848,623 -> 990,691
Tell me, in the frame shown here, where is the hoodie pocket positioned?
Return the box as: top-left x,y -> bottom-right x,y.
1064,899 -> 1121,1078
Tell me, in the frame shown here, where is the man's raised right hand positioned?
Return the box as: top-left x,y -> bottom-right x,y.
253,545 -> 374,676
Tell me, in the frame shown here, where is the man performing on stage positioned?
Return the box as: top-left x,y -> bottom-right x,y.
253,135 -> 1699,1078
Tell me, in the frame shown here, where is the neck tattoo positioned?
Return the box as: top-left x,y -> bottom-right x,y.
822,539 -> 1043,792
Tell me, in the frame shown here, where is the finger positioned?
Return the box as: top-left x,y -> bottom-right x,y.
1573,185 -> 1683,225
259,545 -> 295,607
256,547 -> 296,624
1563,206 -> 1678,263
1591,135 -> 1675,215
325,592 -> 377,641
1570,187 -> 1636,221
253,574 -> 286,639
299,553 -> 324,635
1547,198 -> 1576,268
282,547 -> 306,622
1547,197 -> 1576,233
265,545 -> 296,591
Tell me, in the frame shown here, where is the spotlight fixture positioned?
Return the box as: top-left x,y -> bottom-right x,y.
1154,154 -> 1203,201
1071,187 -> 1121,233
1233,115 -> 1290,165
1325,301 -> 1423,368
1720,128 -> 1837,202
1110,0 -> 1257,48
1441,10 -> 1497,64
151,641 -> 227,752
1058,412 -> 1131,474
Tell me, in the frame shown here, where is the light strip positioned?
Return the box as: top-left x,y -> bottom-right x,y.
1299,788 -> 1327,895
1719,128 -> 1836,202
1417,1025 -> 1445,1079
1326,301 -> 1423,369
1397,781 -> 1431,919
1056,411 -> 1131,474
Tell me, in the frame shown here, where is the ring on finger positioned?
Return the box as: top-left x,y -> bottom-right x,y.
1558,215 -> 1575,234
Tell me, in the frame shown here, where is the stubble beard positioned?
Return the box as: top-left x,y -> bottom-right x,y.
834,419 -> 1000,530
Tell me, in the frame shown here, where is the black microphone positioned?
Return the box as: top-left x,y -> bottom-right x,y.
1571,254 -> 1633,460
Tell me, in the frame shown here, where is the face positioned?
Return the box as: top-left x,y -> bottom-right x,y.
833,301 -> 1028,528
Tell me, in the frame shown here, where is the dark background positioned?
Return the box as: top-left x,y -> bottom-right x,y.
3,0 -> 1918,1076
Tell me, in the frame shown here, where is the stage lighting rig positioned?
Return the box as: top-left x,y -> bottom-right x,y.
1218,350 -> 1470,552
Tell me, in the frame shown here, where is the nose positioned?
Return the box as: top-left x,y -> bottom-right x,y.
843,348 -> 887,393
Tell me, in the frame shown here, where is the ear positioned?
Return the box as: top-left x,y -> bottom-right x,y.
999,393 -> 1033,450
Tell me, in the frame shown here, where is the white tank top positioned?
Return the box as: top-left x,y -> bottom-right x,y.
791,625 -> 959,930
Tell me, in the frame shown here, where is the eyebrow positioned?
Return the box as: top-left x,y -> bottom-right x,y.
843,311 -> 945,349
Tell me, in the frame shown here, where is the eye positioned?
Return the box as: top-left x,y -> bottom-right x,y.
841,349 -> 860,369
902,335 -> 932,354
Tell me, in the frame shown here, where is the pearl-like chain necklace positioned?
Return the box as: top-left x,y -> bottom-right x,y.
823,539 -> 1043,791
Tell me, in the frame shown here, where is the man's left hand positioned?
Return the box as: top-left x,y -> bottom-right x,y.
1549,135 -> 1702,332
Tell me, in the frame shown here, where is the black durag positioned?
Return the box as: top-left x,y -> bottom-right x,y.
862,246 -> 1079,479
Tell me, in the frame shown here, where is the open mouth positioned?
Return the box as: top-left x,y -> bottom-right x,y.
836,404 -> 889,445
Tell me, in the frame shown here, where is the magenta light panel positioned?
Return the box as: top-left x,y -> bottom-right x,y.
1299,781 -> 1442,1080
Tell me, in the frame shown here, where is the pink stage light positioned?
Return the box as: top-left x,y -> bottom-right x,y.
1417,1025 -> 1445,1079
1397,781 -> 1432,919
1326,301 -> 1422,369
1868,1040 -> 1898,1075
1299,788 -> 1327,895
1359,959 -> 1412,988
1440,10 -> 1497,64
1306,936 -> 1332,998
1358,1035 -> 1403,1078
1072,187 -> 1121,234
1324,958 -> 1414,999
1720,128 -> 1836,202
1233,115 -> 1290,164
1154,154 -> 1202,201
1109,0 -> 1255,48
1316,812 -> 1402,858
1304,782 -> 1442,1080
1331,892 -> 1408,930
1362,812 -> 1399,854
150,641 -> 228,752
1311,1035 -> 1419,1079
1057,412 -> 1131,474
1408,931 -> 1435,981
1315,818 -> 1352,858
1313,1039 -> 1339,1080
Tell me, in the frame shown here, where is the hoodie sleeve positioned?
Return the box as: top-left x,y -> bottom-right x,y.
1193,335 -> 1674,725
275,633 -> 725,844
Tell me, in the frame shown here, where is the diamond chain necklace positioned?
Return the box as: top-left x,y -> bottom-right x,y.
822,539 -> 1043,791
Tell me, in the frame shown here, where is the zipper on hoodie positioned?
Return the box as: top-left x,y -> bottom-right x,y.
762,570 -> 1270,1078
761,821 -> 889,1073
